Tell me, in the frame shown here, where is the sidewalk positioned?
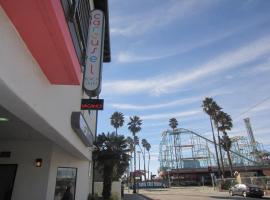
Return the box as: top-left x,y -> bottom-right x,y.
123,193 -> 152,200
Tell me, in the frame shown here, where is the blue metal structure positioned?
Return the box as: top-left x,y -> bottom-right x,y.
159,128 -> 267,171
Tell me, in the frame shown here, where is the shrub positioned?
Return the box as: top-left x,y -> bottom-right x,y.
88,193 -> 100,200
110,192 -> 119,200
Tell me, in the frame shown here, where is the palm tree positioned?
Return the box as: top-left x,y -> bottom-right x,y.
134,135 -> 139,146
127,116 -> 142,193
134,136 -> 142,177
169,118 -> 178,130
202,97 -> 222,177
126,136 -> 134,185
218,111 -> 234,177
213,107 -> 225,178
110,111 -> 125,135
146,142 -> 151,180
126,136 -> 134,152
94,132 -> 130,200
169,118 -> 179,169
220,133 -> 233,177
141,139 -> 148,181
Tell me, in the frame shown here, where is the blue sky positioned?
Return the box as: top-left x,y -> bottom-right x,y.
97,0 -> 270,175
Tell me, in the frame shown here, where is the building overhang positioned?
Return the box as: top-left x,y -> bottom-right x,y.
94,0 -> 111,62
1,0 -> 82,85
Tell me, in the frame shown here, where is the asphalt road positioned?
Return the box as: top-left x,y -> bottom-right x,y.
125,187 -> 270,200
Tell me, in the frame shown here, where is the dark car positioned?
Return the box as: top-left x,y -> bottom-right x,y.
229,184 -> 265,198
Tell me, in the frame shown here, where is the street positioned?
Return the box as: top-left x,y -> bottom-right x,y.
125,187 -> 270,200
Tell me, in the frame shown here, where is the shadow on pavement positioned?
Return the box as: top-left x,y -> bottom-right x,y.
143,189 -> 168,192
209,196 -> 270,199
124,193 -> 155,200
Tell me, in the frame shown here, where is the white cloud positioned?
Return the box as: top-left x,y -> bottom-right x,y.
103,79 -> 156,95
242,61 -> 270,76
103,36 -> 270,96
116,52 -> 171,63
111,0 -> 213,36
115,27 -> 249,63
141,109 -> 201,121
156,36 -> 270,94
138,122 -> 168,128
114,9 -> 269,64
109,89 -> 234,110
109,96 -> 201,110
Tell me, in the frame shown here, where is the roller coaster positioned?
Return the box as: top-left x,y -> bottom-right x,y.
159,128 -> 269,171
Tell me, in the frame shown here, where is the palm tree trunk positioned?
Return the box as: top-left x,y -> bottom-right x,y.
148,152 -> 150,180
173,128 -> 178,169
133,135 -> 137,193
217,131 -> 225,178
225,143 -> 233,177
129,151 -> 133,188
143,148 -> 146,181
130,151 -> 133,172
103,164 -> 113,200
210,117 -> 222,177
115,128 -> 118,136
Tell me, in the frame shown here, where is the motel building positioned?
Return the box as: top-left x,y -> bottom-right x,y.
0,0 -> 110,199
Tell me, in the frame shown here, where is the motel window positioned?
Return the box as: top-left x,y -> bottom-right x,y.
54,167 -> 77,200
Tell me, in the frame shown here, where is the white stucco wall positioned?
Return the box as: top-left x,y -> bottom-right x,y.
0,140 -> 93,200
0,140 -> 53,200
0,7 -> 97,200
0,7 -> 96,160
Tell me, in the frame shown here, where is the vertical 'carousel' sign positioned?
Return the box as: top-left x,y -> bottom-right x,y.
83,9 -> 105,97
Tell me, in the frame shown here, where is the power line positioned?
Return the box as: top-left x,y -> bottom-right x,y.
198,95 -> 270,135
233,95 -> 270,121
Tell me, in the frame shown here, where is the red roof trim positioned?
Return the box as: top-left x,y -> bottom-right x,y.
1,0 -> 81,85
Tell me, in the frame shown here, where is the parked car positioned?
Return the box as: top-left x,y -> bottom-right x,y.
229,184 -> 264,198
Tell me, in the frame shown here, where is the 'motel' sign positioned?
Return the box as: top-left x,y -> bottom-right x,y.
83,9 -> 105,97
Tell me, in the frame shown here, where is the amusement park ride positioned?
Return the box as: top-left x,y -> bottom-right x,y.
159,118 -> 270,181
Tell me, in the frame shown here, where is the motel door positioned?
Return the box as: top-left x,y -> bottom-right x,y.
0,164 -> 17,200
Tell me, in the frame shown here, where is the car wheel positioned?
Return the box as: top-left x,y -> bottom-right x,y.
229,190 -> 233,196
243,191 -> 247,197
